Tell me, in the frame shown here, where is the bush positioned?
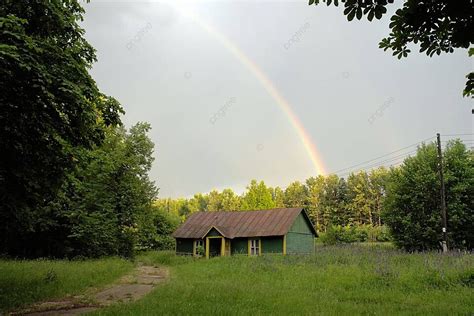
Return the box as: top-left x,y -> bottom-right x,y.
136,206 -> 180,251
154,235 -> 176,251
319,225 -> 392,245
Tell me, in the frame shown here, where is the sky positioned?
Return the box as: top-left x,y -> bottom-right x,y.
81,0 -> 473,198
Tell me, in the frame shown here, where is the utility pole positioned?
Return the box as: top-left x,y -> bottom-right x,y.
436,133 -> 448,253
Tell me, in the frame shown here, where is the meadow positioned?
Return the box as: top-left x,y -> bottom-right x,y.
96,245 -> 473,315
1,245 -> 473,315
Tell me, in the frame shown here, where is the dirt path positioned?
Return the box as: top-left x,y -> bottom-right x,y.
14,265 -> 169,315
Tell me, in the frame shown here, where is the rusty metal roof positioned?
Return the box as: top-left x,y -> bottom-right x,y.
172,207 -> 316,239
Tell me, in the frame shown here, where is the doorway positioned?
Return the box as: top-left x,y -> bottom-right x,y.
208,238 -> 222,257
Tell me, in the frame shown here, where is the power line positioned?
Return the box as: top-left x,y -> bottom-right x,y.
337,155 -> 410,178
337,150 -> 418,176
330,136 -> 435,175
334,134 -> 473,178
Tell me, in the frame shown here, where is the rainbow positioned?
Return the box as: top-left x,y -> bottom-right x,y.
170,3 -> 327,175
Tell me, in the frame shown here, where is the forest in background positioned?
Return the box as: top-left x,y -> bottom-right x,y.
156,139 -> 473,251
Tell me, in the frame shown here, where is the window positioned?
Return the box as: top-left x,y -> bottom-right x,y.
194,240 -> 204,256
249,239 -> 260,256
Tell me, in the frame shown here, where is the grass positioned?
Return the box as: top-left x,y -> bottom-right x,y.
1,245 -> 472,315
0,257 -> 133,312
94,245 -> 473,315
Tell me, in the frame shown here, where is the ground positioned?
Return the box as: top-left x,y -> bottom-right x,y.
1,244 -> 473,315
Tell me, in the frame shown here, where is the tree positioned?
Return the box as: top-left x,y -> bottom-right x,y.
137,205 -> 180,251
4,123 -> 158,258
319,175 -> 349,229
283,181 -> 307,207
368,167 -> 389,226
443,141 -> 474,250
220,189 -> 241,211
241,180 -> 276,210
383,141 -> 473,251
0,1 -> 123,252
187,193 -> 208,214
271,186 -> 286,208
206,189 -> 240,211
347,171 -> 372,225
207,190 -> 223,211
309,0 -> 474,97
305,176 -> 325,230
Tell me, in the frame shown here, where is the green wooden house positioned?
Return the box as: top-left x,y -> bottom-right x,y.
172,207 -> 317,258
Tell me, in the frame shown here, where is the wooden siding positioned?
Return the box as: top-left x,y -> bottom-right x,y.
176,238 -> 194,255
261,236 -> 283,254
231,238 -> 248,255
286,213 -> 315,254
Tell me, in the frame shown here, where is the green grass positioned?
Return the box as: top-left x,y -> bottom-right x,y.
94,246 -> 473,315
0,257 -> 133,312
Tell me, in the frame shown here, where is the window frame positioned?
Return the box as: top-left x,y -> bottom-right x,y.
194,239 -> 204,256
248,238 -> 261,256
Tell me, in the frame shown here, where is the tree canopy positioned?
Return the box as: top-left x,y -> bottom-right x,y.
384,141 -> 473,251
0,1 -> 124,250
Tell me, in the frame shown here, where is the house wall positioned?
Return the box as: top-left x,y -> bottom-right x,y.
230,236 -> 283,255
231,238 -> 248,255
261,236 -> 283,254
286,213 -> 314,254
176,238 -> 194,255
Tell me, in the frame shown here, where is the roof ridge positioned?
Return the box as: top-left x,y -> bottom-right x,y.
192,207 -> 303,214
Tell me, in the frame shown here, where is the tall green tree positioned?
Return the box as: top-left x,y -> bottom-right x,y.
0,1 -> 123,253
271,186 -> 286,208
241,180 -> 276,210
305,176 -> 325,230
347,171 -> 372,225
368,167 -> 389,225
319,175 -> 349,229
283,181 -> 307,207
207,190 -> 223,211
9,123 -> 157,258
309,0 -> 474,98
220,189 -> 241,211
384,141 -> 474,251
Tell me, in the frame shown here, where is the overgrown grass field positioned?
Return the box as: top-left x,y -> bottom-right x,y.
0,257 -> 133,312
1,245 -> 472,315
96,246 -> 473,315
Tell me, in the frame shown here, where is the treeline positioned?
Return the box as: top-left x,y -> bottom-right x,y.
157,140 -> 473,251
156,168 -> 389,233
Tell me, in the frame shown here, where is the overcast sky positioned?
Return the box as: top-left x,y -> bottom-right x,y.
82,0 -> 473,198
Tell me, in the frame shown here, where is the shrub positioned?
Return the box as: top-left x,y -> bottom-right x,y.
319,224 -> 392,245
136,206 -> 180,251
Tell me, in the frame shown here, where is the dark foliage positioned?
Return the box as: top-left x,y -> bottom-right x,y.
0,1 -> 124,254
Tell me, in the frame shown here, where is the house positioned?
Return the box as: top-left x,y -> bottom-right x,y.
172,207 -> 317,258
